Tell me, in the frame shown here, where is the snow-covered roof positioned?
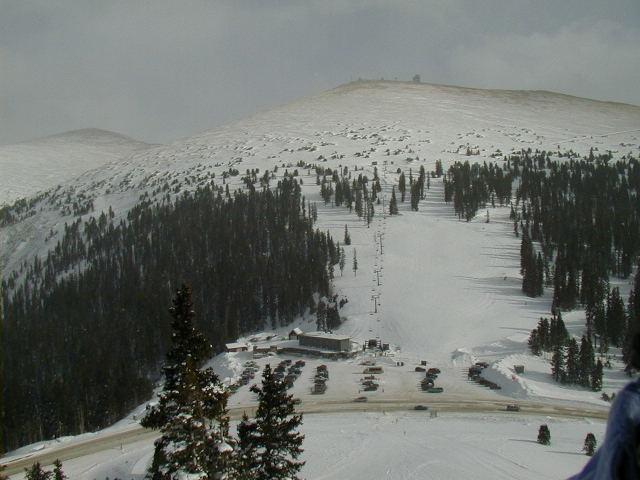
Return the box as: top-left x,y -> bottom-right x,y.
225,342 -> 248,350
290,327 -> 303,335
299,331 -> 350,341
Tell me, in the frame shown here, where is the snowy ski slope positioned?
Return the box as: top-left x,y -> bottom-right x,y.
3,81 -> 640,478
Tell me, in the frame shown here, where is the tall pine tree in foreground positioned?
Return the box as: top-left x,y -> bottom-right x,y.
236,413 -> 260,480
52,460 -> 66,480
250,364 -> 305,480
142,284 -> 234,479
24,463 -> 51,480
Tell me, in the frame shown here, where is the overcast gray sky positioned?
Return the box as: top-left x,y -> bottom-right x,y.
1,0 -> 639,145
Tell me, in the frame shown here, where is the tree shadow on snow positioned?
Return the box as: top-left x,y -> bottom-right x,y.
508,438 -> 539,444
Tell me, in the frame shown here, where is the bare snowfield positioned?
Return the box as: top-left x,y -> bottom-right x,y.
0,128 -> 151,206
3,81 -> 640,478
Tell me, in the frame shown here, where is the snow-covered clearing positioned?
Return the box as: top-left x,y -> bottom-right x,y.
0,128 -> 151,206
7,413 -> 606,480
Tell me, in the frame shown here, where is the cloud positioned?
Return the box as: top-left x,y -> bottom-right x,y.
444,20 -> 640,104
0,1 -> 638,144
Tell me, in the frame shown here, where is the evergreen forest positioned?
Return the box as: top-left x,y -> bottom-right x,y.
443,150 -> 640,376
2,177 -> 339,450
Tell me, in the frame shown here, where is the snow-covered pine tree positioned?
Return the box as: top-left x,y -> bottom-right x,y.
339,247 -> 346,276
353,249 -> 358,277
389,186 -> 399,215
236,413 -> 260,480
142,284 -> 235,480
591,358 -> 603,391
583,433 -> 596,456
410,181 -> 420,211
528,329 -> 540,355
344,224 -> 351,245
399,172 -> 406,202
578,335 -> 594,387
24,463 -> 51,480
250,364 -> 305,480
551,344 -> 565,383
537,424 -> 550,445
565,338 -> 580,384
316,300 -> 327,332
52,460 -> 66,480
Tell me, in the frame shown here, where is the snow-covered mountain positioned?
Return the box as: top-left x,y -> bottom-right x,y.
4,80 -> 639,397
0,128 -> 152,206
4,81 -> 640,479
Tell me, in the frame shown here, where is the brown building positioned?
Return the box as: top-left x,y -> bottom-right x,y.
298,331 -> 350,352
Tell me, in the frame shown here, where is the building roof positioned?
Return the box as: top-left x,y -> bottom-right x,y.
299,331 -> 350,341
225,342 -> 248,350
290,327 -> 303,335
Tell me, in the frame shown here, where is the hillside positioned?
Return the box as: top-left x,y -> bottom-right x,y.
3,82 -> 639,276
0,128 -> 152,206
2,81 -> 640,475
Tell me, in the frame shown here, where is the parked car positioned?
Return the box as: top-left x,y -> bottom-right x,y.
353,396 -> 368,403
506,404 -> 520,412
425,387 -> 444,393
414,405 -> 429,410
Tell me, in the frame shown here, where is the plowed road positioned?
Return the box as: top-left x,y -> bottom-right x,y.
1,398 -> 608,476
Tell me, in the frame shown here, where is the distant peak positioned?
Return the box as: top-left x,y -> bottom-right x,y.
32,128 -> 146,145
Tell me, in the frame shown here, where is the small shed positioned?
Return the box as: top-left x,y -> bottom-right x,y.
514,365 -> 525,374
225,342 -> 249,353
289,327 -> 303,340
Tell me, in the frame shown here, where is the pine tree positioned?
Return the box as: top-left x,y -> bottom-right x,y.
535,253 -> 544,296
578,336 -> 594,387
355,188 -> 363,217
142,285 -> 235,479
435,160 -> 443,177
250,365 -> 305,480
24,463 -> 51,480
591,358 -> 603,391
398,173 -> 406,202
339,247 -> 346,276
528,329 -> 540,356
565,338 -> 579,384
389,187 -> 399,215
537,424 -> 550,445
353,249 -> 358,277
52,460 -> 66,480
236,414 -> 260,480
583,433 -> 597,456
316,300 -> 327,332
606,287 -> 625,346
410,181 -> 420,211
344,224 -> 351,245
624,267 -> 640,370
551,344 -> 565,383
